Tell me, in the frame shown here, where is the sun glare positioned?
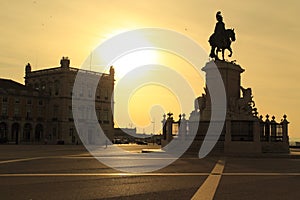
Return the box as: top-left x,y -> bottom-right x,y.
112,49 -> 159,80
111,47 -> 204,134
121,84 -> 182,133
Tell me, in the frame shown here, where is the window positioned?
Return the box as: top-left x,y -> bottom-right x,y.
96,108 -> 101,121
88,88 -> 92,98
14,107 -> 19,116
103,111 -> 109,123
53,105 -> 59,118
69,128 -> 74,136
38,107 -> 43,118
68,106 -> 73,119
41,82 -> 46,91
69,83 -> 74,96
27,99 -> 32,105
1,104 -> 7,115
79,86 -> 84,97
96,89 -> 100,99
38,100 -> 43,105
104,89 -> 109,100
87,106 -> 93,119
15,98 -> 20,104
26,106 -> 31,118
34,83 -> 39,90
2,97 -> 8,103
54,80 -> 59,95
78,106 -> 85,119
48,82 -> 52,96
53,127 -> 57,137
87,84 -> 93,98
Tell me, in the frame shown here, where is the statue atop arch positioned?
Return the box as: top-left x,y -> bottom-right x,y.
209,11 -> 236,60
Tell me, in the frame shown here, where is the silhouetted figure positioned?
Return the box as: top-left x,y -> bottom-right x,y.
209,11 -> 236,60
214,11 -> 226,45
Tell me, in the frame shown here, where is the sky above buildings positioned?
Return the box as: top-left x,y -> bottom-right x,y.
0,0 -> 299,137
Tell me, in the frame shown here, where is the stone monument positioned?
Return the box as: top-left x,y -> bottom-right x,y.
161,12 -> 289,155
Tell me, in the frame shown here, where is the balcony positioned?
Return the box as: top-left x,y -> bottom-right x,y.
13,116 -> 21,121
37,117 -> 44,122
25,116 -> 33,121
0,115 -> 9,120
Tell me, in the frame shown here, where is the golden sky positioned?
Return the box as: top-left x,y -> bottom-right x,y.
0,1 -> 299,138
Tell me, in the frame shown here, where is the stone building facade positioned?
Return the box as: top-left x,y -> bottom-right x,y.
0,79 -> 47,144
0,57 -> 114,144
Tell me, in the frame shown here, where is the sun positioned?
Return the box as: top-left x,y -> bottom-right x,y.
111,49 -> 159,81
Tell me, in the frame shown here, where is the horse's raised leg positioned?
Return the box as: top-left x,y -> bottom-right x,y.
210,46 -> 216,58
214,47 -> 220,60
228,47 -> 233,57
222,49 -> 225,60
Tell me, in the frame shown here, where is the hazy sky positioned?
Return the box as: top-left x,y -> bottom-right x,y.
0,1 -> 299,137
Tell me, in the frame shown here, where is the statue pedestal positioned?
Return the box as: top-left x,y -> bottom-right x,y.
199,60 -> 249,120
188,60 -> 261,155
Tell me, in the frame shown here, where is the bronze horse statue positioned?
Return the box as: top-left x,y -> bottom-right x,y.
209,29 -> 236,60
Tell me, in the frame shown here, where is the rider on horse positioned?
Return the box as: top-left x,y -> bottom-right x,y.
214,11 -> 226,46
209,11 -> 231,59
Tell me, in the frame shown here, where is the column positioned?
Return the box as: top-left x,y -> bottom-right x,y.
161,114 -> 166,140
166,113 -> 174,142
281,114 -> 289,143
179,114 -> 187,140
225,120 -> 231,143
253,119 -> 260,142
270,116 -> 277,142
265,115 -> 270,142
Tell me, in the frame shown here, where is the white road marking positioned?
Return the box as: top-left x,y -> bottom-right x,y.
0,171 -> 300,177
222,172 -> 300,176
0,154 -> 92,164
0,152 -> 208,167
0,157 -> 45,164
191,159 -> 225,200
0,155 -> 198,164
0,173 -> 210,177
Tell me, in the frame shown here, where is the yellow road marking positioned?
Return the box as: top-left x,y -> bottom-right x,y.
191,159 -> 225,200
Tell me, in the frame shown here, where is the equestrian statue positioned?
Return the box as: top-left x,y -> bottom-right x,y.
209,11 -> 236,60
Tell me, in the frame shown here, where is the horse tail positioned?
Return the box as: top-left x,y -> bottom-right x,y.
209,34 -> 215,45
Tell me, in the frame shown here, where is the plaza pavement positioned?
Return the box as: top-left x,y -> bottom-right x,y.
0,144 -> 300,199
